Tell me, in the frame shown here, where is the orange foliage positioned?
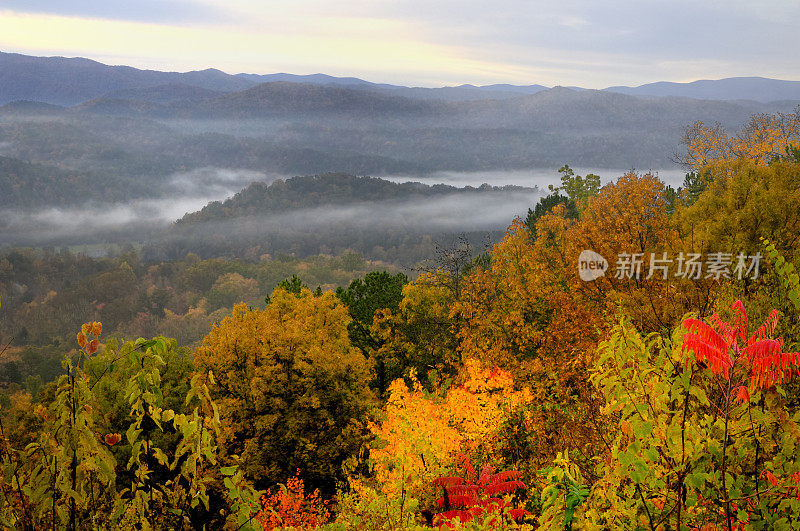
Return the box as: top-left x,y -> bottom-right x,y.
445,360 -> 532,455
683,110 -> 800,169
255,469 -> 330,530
366,360 -> 531,504
77,321 -> 102,355
368,372 -> 463,500
454,173 -> 703,467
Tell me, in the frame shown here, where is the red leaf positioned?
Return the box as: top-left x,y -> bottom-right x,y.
734,386 -> 749,405
750,309 -> 779,345
446,485 -> 478,497
432,476 -> 463,488
443,495 -> 478,508
731,300 -> 749,341
490,470 -> 523,483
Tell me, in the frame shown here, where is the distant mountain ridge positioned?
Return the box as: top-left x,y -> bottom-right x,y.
604,77 -> 800,103
1,51 -> 799,212
0,51 -> 254,106
0,79 -> 793,192
3,51 -> 800,105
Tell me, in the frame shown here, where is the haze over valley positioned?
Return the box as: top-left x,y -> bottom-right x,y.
2,51 -> 798,255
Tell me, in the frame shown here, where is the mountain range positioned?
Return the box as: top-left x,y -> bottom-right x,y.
3,51 -> 800,106
1,49 -> 799,229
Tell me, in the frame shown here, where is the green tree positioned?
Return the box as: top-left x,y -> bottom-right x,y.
548,165 -> 600,208
525,193 -> 578,237
336,271 -> 408,354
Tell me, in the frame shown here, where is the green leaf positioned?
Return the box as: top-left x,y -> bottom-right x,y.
220,465 -> 238,476
126,424 -> 142,446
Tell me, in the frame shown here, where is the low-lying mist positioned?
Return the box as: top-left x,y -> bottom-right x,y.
379,166 -> 689,189
0,167 -> 274,245
0,166 -> 687,252
174,189 -> 543,235
150,187 -> 544,263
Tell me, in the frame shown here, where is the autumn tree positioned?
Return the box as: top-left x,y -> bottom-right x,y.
370,272 -> 459,394
341,359 -> 532,528
454,171 -> 723,478
193,287 -> 375,492
206,272 -> 259,311
674,160 -> 800,257
584,303 -> 800,529
681,109 -> 800,169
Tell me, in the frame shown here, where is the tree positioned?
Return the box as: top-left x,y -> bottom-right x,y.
675,160 -> 800,256
344,359 -> 532,528
255,469 -> 330,530
548,165 -> 600,209
525,193 -> 578,238
681,109 -> 800,169
193,287 -> 375,493
370,272 -> 459,394
206,272 -> 259,311
335,271 -> 408,371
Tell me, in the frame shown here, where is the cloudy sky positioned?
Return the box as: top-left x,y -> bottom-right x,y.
0,0 -> 798,88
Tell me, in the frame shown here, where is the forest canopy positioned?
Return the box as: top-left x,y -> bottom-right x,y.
1,110 -> 800,530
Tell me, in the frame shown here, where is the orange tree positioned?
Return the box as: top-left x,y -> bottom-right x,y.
256,469 -> 330,530
453,172 -> 709,475
193,287 -> 375,493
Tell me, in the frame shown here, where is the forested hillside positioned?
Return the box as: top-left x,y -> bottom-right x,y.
2,109 -> 800,529
146,174 -> 533,262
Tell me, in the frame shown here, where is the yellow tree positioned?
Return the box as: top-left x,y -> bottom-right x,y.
370,272 -> 459,393
194,287 -> 374,491
677,110 -> 800,324
444,359 -> 533,458
346,358 -> 532,528
675,160 -> 800,255
682,109 -> 800,169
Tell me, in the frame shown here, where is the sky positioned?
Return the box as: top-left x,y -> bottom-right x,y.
1,0 -> 798,88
